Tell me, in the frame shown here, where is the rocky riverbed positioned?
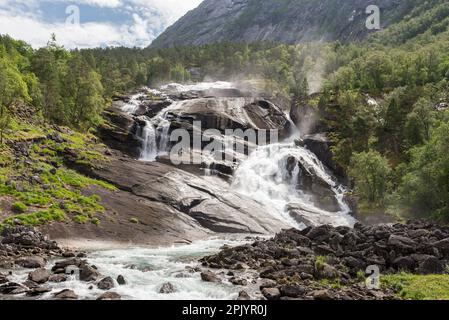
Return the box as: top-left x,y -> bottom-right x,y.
2,220 -> 449,300
200,220 -> 449,300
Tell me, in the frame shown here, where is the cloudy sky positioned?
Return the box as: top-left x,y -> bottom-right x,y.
0,0 -> 203,48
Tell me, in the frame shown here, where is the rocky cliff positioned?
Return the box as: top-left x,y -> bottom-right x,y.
151,0 -> 420,48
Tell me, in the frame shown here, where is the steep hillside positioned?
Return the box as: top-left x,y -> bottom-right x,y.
151,0 -> 431,48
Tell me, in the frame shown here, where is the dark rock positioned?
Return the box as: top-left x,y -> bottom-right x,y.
230,277 -> 248,286
159,282 -> 176,294
279,285 -> 307,298
26,286 -> 51,296
392,256 -> 417,271
388,235 -> 417,252
0,282 -> 29,295
117,275 -> 126,285
48,274 -> 67,283
418,256 -> 444,274
201,271 -> 221,283
79,265 -> 100,282
237,290 -> 251,300
261,287 -> 281,300
97,277 -> 115,290
15,256 -> 46,269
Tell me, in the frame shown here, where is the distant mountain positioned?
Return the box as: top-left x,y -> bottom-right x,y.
150,0 -> 426,48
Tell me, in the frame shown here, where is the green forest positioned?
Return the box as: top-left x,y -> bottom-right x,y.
1,0 -> 449,224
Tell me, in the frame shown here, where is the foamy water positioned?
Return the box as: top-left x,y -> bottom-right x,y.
4,238 -> 252,300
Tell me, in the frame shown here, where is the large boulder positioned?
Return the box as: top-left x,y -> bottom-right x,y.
97,277 -> 115,290
15,256 -> 46,269
28,268 -> 50,284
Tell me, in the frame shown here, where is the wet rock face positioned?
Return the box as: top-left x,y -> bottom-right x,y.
167,97 -> 291,138
79,156 -> 288,235
202,220 -> 449,300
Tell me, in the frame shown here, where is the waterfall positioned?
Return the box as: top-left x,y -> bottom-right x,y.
122,93 -> 146,114
140,120 -> 158,161
231,142 -> 355,228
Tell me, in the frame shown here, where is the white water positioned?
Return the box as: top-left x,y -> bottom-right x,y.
140,120 -> 158,162
4,238 -> 252,300
161,81 -> 234,93
121,92 -> 146,114
232,142 -> 355,228
96,82 -> 356,301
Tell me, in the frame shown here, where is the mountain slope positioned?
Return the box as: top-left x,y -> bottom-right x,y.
151,0 -> 426,48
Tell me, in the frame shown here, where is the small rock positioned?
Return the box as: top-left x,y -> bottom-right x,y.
117,275 -> 126,285
159,282 -> 176,294
261,287 -> 281,300
230,277 -> 248,286
48,274 -> 68,283
54,289 -> 78,300
201,271 -> 221,283
62,251 -> 76,258
97,292 -> 121,300
237,290 -> 251,300
312,289 -> 334,300
97,277 -> 115,290
28,268 -> 50,284
27,286 -> 51,296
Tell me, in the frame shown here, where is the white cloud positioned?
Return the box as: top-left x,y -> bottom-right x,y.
0,0 -> 203,48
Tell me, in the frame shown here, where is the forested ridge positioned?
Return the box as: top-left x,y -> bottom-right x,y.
1,0 -> 449,226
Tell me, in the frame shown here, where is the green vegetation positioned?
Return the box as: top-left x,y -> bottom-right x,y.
1,0 -> 449,225
315,256 -> 327,271
129,218 -> 140,224
349,151 -> 391,205
11,201 -> 27,213
382,273 -> 449,300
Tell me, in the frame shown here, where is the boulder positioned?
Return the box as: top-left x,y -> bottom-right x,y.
26,286 -> 51,297
54,289 -> 78,300
418,256 -> 444,274
28,268 -> 50,284
312,289 -> 334,300
97,277 -> 115,290
79,265 -> 100,282
97,292 -> 122,300
388,235 -> 417,253
0,282 -> 29,295
392,256 -> 416,271
15,256 -> 46,269
48,274 -> 67,283
279,285 -> 307,298
261,287 -> 281,300
201,271 -> 221,283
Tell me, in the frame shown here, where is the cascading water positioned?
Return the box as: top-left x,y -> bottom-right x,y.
140,120 -> 158,161
231,142 -> 355,228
